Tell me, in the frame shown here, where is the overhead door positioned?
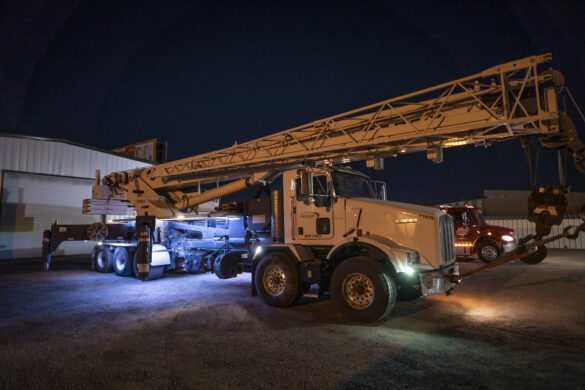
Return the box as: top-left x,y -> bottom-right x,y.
0,171 -> 100,259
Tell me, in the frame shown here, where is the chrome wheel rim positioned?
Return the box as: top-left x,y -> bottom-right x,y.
342,273 -> 375,310
481,246 -> 498,261
263,263 -> 287,296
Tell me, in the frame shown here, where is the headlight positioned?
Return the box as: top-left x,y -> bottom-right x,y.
501,235 -> 514,242
403,266 -> 415,274
254,246 -> 262,256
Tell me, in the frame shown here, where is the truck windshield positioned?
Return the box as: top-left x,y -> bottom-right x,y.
332,171 -> 373,198
471,209 -> 487,226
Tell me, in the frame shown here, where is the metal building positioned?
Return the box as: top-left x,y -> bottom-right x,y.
482,189 -> 585,217
438,189 -> 585,250
438,189 -> 585,217
0,133 -> 152,260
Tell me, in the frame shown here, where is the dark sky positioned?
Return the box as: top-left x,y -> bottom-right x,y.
2,0 -> 585,204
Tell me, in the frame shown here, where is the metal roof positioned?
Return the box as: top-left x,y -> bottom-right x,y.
0,132 -> 153,164
0,133 -> 153,179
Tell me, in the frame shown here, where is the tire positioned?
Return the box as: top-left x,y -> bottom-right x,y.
93,245 -> 113,273
330,256 -> 397,323
477,241 -> 501,263
132,250 -> 164,281
254,252 -> 301,308
113,247 -> 133,276
520,245 -> 548,264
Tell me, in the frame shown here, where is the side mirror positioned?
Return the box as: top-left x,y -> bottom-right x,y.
299,170 -> 310,198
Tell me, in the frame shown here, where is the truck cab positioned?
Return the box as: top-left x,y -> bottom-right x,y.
282,166 -> 455,271
442,206 -> 516,262
249,166 -> 459,322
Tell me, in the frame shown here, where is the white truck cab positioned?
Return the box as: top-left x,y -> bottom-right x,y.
252,166 -> 458,322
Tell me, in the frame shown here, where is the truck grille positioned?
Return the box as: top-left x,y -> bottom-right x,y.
439,213 -> 455,264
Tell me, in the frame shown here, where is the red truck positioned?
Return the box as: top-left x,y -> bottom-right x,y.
442,206 -> 516,262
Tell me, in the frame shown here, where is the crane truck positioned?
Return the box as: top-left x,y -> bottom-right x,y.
42,54 -> 585,322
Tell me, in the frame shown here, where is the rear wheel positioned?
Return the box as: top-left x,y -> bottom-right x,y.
477,242 -> 501,263
132,250 -> 164,280
331,256 -> 397,323
93,245 -> 113,273
254,252 -> 301,307
113,247 -> 133,276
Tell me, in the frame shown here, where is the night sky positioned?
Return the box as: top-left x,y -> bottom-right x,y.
2,0 -> 585,204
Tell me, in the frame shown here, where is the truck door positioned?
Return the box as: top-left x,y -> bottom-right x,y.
452,210 -> 473,256
293,172 -> 334,240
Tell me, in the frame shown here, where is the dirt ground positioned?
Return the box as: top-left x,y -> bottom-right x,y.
1,250 -> 584,389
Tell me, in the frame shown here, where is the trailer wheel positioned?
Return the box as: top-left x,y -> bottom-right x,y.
132,251 -> 164,281
113,247 -> 133,276
93,245 -> 113,273
331,257 -> 397,323
477,241 -> 501,263
255,252 -> 300,308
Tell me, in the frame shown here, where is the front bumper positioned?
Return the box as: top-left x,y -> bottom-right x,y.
419,263 -> 459,296
503,241 -> 517,253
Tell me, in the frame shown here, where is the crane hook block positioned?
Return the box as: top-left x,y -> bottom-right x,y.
528,185 -> 568,237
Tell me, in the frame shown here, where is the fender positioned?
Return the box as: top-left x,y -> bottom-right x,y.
326,235 -> 428,274
251,244 -> 314,266
472,235 -> 502,253
250,244 -> 315,296
151,243 -> 171,266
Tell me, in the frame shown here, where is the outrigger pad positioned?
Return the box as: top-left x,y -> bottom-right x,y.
528,185 -> 568,237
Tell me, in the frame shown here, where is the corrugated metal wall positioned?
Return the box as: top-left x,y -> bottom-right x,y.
483,189 -> 585,216
0,135 -> 151,177
0,134 -> 153,259
485,217 -> 585,250
435,190 -> 585,217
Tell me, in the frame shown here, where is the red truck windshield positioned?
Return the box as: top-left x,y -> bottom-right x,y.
471,209 -> 487,226
450,208 -> 487,226
470,210 -> 487,226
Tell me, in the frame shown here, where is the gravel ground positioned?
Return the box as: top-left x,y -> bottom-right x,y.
1,250 -> 584,389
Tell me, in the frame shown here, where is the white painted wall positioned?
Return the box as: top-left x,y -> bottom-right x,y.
0,134 -> 153,260
0,172 -> 101,259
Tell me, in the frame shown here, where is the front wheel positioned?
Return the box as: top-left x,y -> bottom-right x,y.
254,252 -> 301,308
331,257 -> 397,323
477,242 -> 501,263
